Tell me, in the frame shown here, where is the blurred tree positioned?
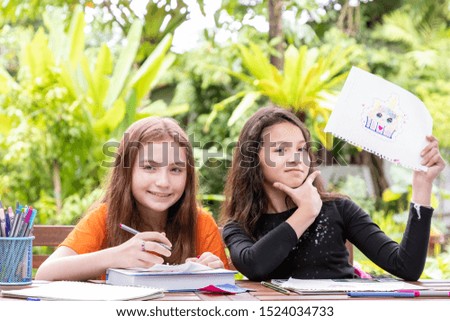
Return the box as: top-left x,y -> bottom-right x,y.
88,0 -> 205,63
205,41 -> 356,150
367,0 -> 450,151
268,0 -> 284,69
0,0 -> 204,64
0,6 -> 178,217
0,0 -> 79,25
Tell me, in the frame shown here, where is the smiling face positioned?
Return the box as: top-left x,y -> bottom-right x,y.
131,140 -> 187,218
362,97 -> 405,139
258,122 -> 310,198
369,106 -> 398,131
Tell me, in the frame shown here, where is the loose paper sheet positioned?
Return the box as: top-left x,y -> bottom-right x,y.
280,278 -> 426,293
128,261 -> 212,273
324,67 -> 432,171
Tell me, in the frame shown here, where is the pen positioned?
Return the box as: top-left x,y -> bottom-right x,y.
0,202 -> 5,237
261,281 -> 290,295
5,207 -> 12,237
0,208 -> 5,237
18,207 -> 33,237
119,223 -> 172,251
25,209 -> 38,236
348,291 -> 416,298
398,290 -> 450,297
10,208 -> 22,237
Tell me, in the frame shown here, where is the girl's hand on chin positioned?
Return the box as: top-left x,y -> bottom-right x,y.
273,171 -> 322,219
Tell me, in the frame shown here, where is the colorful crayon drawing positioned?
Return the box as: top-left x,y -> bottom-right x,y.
361,95 -> 407,139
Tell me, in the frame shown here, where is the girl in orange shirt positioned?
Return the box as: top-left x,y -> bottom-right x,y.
36,117 -> 228,281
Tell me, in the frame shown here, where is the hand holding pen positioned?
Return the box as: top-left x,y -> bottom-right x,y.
116,223 -> 172,268
119,224 -> 172,251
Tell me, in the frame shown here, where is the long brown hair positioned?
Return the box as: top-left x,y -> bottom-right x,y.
221,107 -> 343,238
104,117 -> 198,264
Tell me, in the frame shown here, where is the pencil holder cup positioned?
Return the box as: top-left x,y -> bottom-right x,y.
0,236 -> 34,285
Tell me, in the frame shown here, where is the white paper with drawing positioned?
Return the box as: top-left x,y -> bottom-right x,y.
324,67 -> 432,171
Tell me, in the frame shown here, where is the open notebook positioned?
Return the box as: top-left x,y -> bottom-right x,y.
0,281 -> 164,301
324,66 -> 432,171
277,278 -> 426,293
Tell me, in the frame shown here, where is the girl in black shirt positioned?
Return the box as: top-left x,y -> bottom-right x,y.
221,107 -> 446,281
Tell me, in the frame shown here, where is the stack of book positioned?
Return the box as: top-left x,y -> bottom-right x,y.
106,261 -> 237,291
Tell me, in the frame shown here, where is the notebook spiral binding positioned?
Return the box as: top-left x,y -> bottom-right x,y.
328,131 -> 423,172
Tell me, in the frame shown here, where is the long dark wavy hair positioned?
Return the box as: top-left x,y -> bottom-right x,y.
221,107 -> 344,238
103,117 -> 198,264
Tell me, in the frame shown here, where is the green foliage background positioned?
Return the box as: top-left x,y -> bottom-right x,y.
1,0 -> 449,277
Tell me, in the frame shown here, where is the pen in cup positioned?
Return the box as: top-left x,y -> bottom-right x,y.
261,281 -> 290,295
119,223 -> 172,251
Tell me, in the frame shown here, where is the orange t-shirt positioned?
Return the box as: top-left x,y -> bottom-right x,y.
61,204 -> 229,269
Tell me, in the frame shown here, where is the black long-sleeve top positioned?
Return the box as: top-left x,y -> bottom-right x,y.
222,198 -> 433,281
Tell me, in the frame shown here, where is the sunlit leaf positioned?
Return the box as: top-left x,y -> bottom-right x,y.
129,34 -> 173,102
228,92 -> 260,126
382,188 -> 403,202
104,20 -> 143,109
93,98 -> 126,134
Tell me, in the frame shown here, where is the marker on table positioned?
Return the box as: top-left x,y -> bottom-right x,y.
119,223 -> 172,251
398,290 -> 450,297
261,281 -> 290,295
348,291 -> 416,298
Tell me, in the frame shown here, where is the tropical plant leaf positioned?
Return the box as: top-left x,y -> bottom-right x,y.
67,6 -> 85,68
228,92 -> 260,126
220,42 -> 351,149
104,20 -> 143,109
138,100 -> 189,118
22,28 -> 54,80
93,98 -> 126,135
92,44 -> 112,111
94,44 -> 113,80
382,188 -> 403,202
129,34 -> 173,102
198,194 -> 226,202
204,64 -> 255,84
0,67 -> 16,94
203,91 -> 249,132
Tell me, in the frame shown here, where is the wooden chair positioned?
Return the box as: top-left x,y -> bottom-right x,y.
346,241 -> 353,264
32,225 -> 74,269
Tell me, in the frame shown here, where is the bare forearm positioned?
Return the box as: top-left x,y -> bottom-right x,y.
286,208 -> 316,238
35,247 -> 117,281
411,174 -> 433,206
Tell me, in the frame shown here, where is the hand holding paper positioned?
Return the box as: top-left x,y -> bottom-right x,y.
325,67 -> 433,171
412,135 -> 446,205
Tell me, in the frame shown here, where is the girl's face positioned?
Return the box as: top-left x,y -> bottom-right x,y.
258,122 -> 310,193
131,140 -> 187,217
